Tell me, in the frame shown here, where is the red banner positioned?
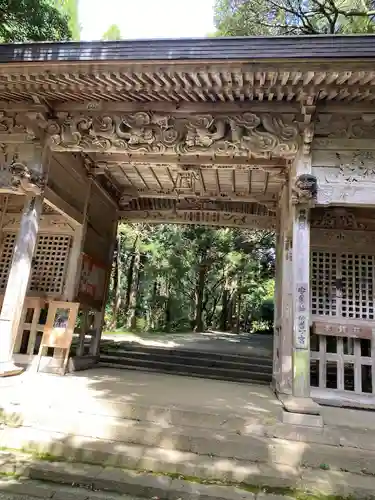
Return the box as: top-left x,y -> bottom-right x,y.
79,253 -> 107,304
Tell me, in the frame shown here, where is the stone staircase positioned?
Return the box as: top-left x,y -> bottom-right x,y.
99,341 -> 273,385
2,381 -> 375,499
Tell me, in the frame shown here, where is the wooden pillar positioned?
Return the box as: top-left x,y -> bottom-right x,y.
275,185 -> 293,394
58,177 -> 92,363
279,152 -> 322,425
289,150 -> 314,401
272,220 -> 281,389
62,178 -> 92,301
90,217 -> 118,356
76,308 -> 88,357
0,195 -> 43,376
292,205 -> 311,398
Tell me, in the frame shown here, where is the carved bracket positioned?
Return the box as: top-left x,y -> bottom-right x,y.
301,97 -> 316,155
291,174 -> 318,205
0,144 -> 46,195
45,111 -> 301,159
8,162 -> 46,195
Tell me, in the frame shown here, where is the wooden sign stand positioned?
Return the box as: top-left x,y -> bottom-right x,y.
36,301 -> 79,375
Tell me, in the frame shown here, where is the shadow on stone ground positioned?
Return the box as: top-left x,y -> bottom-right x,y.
1,368 -> 375,498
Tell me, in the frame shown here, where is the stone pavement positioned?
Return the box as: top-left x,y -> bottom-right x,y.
2,369 -> 375,498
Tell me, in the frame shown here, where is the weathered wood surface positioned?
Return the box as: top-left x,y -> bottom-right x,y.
312,321 -> 373,340
0,195 -> 43,374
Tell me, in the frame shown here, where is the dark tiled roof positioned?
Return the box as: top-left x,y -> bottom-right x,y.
1,35 -> 375,63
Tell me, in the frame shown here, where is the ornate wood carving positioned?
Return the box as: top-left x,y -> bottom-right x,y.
291,174 -> 318,205
301,98 -> 316,155
120,209 -> 276,230
313,151 -> 375,205
0,110 -> 47,194
123,197 -> 272,216
335,151 -> 375,182
312,208 -> 365,230
315,113 -> 375,139
45,112 -> 300,159
0,144 -> 46,195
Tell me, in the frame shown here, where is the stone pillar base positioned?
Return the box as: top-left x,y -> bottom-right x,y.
278,394 -> 323,427
0,361 -> 24,377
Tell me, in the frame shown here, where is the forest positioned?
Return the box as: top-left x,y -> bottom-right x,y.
106,225 -> 275,334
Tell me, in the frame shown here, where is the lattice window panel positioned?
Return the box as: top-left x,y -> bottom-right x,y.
311,251 -> 338,317
0,233 -> 72,294
0,233 -> 16,289
341,253 -> 374,320
310,335 -> 374,395
311,250 -> 375,320
30,235 -> 71,294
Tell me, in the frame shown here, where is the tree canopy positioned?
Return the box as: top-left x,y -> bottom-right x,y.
102,24 -> 122,40
214,0 -> 375,36
106,224 -> 275,334
55,0 -> 80,40
0,0 -> 73,42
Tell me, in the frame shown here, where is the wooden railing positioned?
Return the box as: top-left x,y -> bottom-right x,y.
310,317 -> 375,395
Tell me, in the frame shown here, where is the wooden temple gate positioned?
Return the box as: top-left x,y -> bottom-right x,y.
0,36 -> 375,418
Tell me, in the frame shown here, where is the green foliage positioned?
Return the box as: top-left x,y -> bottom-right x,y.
0,0 -> 72,42
214,0 -> 375,36
55,0 -> 80,40
102,24 -> 122,40
107,224 -> 275,334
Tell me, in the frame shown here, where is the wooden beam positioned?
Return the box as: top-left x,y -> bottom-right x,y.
120,190 -> 278,206
44,186 -> 83,225
119,209 -> 276,230
54,100 -> 301,114
93,154 -> 287,167
317,102 -> 375,115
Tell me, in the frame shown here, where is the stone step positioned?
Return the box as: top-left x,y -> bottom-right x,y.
0,476 -> 142,500
100,348 -> 273,371
1,395 -> 276,432
3,409 -> 375,476
99,359 -> 272,384
100,342 -> 272,363
4,450 -> 375,499
100,353 -> 272,375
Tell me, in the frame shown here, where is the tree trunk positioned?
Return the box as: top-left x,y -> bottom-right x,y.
227,294 -> 234,331
220,288 -> 229,331
194,264 -> 206,333
109,235 -> 121,330
127,249 -> 140,329
149,280 -> 158,330
123,236 -> 139,318
236,290 -> 242,334
131,253 -> 146,330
